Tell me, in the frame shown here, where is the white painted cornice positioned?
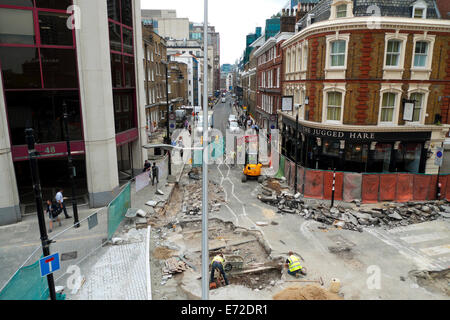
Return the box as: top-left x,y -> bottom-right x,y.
282,16 -> 450,48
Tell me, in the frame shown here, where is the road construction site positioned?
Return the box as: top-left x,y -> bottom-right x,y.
141,162 -> 450,300
138,97 -> 450,300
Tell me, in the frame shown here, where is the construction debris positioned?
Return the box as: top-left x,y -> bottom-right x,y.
162,257 -> 189,275
180,180 -> 225,218
258,180 -> 450,231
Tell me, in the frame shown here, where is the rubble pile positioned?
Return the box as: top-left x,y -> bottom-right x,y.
181,180 -> 225,217
258,185 -> 450,231
163,257 -> 189,275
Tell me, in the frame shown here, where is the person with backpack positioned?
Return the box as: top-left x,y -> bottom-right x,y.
46,200 -> 61,233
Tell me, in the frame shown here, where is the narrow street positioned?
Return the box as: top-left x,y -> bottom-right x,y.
148,96 -> 450,300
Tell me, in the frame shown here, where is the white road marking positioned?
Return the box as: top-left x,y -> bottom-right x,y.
387,224 -> 428,234
365,228 -> 444,270
400,232 -> 450,244
420,244 -> 450,257
299,221 -> 328,255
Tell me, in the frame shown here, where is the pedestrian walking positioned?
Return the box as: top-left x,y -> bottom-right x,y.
177,136 -> 185,161
46,200 -> 61,233
143,160 -> 151,173
55,189 -> 71,219
151,163 -> 159,186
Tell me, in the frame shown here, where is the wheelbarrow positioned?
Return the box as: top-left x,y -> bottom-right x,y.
223,255 -> 244,273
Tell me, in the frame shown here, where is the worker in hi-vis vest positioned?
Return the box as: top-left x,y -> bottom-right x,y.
285,251 -> 307,278
210,253 -> 229,285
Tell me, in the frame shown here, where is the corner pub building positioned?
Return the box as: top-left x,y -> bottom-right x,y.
0,0 -> 147,225
280,0 -> 450,175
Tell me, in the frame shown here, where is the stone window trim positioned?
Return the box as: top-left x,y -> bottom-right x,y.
412,0 -> 427,19
330,0 -> 354,20
410,33 -> 435,77
383,33 -> 408,74
293,85 -> 306,120
406,86 -> 430,125
383,33 -> 409,80
325,33 -> 350,79
322,84 -> 346,125
378,84 -> 403,126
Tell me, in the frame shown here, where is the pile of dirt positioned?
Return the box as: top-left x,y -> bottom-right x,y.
153,247 -> 177,260
273,285 -> 343,300
266,179 -> 282,194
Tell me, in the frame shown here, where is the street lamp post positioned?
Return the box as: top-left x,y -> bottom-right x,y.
62,102 -> 80,228
25,129 -> 57,300
202,0 -> 209,300
293,105 -> 299,194
163,61 -> 172,176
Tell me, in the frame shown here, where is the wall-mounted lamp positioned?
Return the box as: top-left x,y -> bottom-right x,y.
370,142 -> 377,151
316,137 -> 322,147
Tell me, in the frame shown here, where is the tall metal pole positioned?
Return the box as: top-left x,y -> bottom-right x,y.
331,168 -> 336,208
63,102 -> 79,228
294,108 -> 298,194
165,62 -> 172,176
201,0 -> 209,300
25,129 -> 57,300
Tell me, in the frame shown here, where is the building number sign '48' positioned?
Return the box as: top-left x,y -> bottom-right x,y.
44,146 -> 56,154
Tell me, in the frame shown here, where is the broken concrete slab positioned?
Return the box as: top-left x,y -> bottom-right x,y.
388,211 -> 403,220
146,200 -> 158,207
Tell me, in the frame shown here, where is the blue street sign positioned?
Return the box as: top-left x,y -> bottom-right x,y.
39,253 -> 60,277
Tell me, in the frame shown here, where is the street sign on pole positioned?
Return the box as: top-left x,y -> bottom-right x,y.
435,147 -> 444,167
39,253 -> 61,277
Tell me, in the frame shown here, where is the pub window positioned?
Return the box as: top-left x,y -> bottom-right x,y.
385,40 -> 401,67
414,8 -> 424,18
410,92 -> 424,122
330,40 -> 346,67
380,92 -> 396,123
326,91 -> 343,122
413,41 -> 428,68
336,4 -> 347,18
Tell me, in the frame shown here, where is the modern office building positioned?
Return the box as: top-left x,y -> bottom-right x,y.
0,0 -> 147,225
141,9 -> 189,40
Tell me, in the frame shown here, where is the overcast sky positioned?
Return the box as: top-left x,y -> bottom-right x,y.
141,0 -> 290,65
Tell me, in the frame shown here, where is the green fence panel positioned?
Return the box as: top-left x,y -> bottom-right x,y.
108,183 -> 131,240
275,155 -> 285,179
0,258 -> 48,300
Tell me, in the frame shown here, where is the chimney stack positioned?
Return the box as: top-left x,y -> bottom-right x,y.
280,6 -> 296,32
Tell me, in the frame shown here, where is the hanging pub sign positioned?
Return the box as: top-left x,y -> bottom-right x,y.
403,99 -> 415,122
282,96 -> 293,112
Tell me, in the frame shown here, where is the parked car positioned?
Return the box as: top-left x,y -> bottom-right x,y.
228,114 -> 237,124
228,121 -> 240,133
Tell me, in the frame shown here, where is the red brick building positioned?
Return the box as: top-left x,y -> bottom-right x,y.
254,10 -> 297,130
279,0 -> 450,175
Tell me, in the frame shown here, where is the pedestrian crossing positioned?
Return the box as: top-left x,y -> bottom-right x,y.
386,221 -> 450,269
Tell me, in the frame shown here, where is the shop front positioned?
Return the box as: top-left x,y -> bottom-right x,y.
282,117 -> 433,174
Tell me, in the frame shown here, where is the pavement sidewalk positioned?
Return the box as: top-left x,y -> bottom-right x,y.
67,162 -> 185,300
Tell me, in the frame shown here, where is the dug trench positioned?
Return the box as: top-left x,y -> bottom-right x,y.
151,217 -> 284,298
